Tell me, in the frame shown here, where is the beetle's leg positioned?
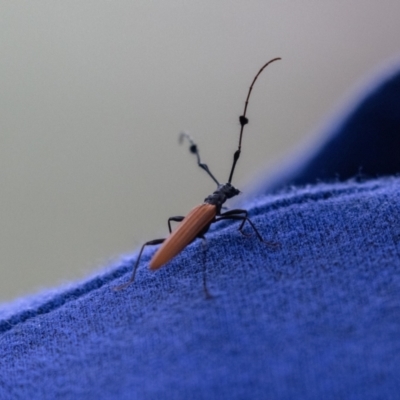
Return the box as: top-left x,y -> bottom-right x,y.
198,235 -> 213,299
216,209 -> 279,248
114,238 -> 165,291
218,208 -> 248,217
217,209 -> 253,237
168,216 -> 185,233
218,209 -> 250,235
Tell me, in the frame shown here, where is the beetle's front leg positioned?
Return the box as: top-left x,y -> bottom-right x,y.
218,209 -> 249,235
216,209 -> 279,248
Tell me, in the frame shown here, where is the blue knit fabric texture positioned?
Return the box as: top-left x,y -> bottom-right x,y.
1,65 -> 400,400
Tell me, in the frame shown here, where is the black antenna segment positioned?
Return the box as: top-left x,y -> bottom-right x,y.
179,132 -> 220,186
228,57 -> 281,184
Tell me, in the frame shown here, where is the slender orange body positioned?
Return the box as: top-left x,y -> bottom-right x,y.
149,203 -> 217,270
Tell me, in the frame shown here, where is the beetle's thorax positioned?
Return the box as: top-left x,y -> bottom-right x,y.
204,183 -> 240,212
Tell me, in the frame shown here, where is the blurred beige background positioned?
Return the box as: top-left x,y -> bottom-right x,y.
1,1 -> 400,302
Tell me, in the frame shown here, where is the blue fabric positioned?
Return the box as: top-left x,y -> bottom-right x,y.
263,64 -> 400,193
1,65 -> 400,399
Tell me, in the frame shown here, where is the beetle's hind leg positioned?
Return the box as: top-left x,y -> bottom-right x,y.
115,216 -> 186,291
114,238 -> 165,291
216,209 -> 279,248
198,235 -> 213,299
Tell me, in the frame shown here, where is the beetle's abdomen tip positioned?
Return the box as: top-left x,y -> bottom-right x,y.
148,260 -> 163,271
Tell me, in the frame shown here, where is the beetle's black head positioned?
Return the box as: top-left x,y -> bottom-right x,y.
220,182 -> 240,199
204,182 -> 240,211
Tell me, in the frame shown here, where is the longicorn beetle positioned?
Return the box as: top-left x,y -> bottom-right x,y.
116,58 -> 281,296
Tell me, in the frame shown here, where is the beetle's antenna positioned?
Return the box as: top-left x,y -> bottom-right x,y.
228,57 -> 281,184
179,132 -> 220,186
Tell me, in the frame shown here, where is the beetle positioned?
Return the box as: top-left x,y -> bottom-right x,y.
116,58 -> 281,295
